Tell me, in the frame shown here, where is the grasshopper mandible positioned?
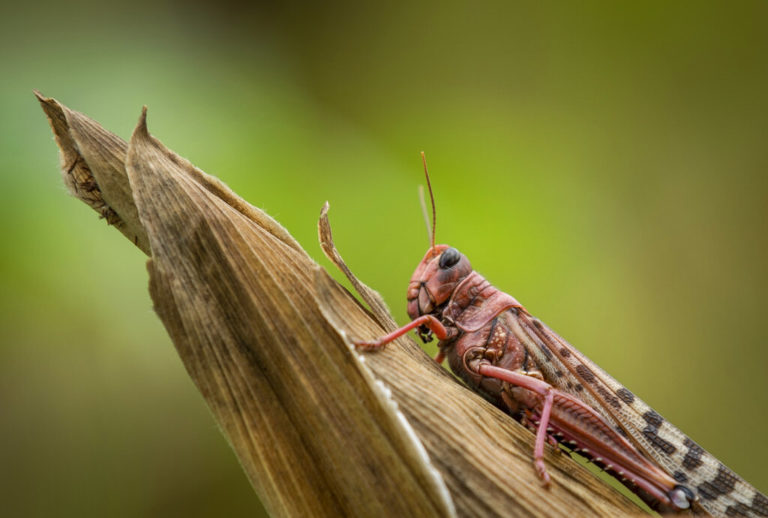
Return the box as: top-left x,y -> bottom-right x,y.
356,153 -> 767,516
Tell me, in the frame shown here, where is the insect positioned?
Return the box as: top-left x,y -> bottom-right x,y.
356,153 -> 767,516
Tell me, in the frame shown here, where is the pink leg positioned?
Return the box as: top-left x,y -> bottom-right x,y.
434,349 -> 445,364
534,390 -> 554,484
477,364 -> 555,485
479,367 -> 690,510
355,314 -> 448,351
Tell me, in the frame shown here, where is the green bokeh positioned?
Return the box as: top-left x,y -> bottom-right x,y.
1,2 -> 767,516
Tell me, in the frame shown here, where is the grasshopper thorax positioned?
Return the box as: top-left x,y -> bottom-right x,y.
406,245 -> 473,321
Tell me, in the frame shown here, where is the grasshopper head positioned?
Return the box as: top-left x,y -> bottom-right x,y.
407,245 -> 472,321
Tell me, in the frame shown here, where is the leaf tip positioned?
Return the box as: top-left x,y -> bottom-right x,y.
133,105 -> 150,139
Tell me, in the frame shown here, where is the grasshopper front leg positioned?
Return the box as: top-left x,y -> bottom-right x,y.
355,314 -> 457,351
355,314 -> 446,350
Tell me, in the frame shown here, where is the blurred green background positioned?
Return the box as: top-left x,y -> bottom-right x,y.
1,1 -> 767,516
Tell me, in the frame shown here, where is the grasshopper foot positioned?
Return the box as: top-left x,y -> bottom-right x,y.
535,459 -> 551,487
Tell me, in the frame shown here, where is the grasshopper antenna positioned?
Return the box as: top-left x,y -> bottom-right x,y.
420,151 -> 436,251
418,185 -> 432,246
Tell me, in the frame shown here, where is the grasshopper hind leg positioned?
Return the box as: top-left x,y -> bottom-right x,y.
475,363 -> 694,512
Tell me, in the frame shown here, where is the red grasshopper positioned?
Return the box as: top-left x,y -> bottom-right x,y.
356,154 -> 768,516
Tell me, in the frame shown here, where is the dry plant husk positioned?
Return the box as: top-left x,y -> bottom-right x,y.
36,92 -> 643,517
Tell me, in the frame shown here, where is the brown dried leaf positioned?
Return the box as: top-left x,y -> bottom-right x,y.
318,201 -> 398,332
36,91 -> 150,254
37,93 -> 645,517
126,108 -> 453,517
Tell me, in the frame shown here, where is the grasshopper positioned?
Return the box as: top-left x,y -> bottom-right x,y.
356,154 -> 767,516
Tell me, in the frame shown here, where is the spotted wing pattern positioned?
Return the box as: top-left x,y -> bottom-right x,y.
501,309 -> 767,517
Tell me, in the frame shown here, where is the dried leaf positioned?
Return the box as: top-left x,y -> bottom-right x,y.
38,93 -> 645,517
318,201 -> 398,332
126,108 -> 454,517
35,91 -> 150,254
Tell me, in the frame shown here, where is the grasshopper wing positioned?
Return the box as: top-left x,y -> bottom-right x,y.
503,309 -> 767,517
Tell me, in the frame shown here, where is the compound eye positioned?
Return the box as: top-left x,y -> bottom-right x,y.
439,247 -> 461,269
